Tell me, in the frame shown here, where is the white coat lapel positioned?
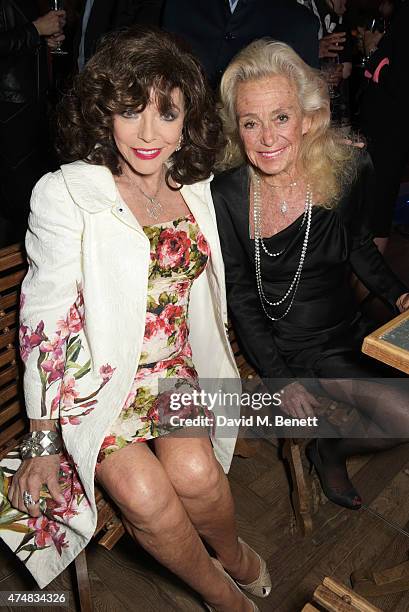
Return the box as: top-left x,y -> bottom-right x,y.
60,160 -> 145,235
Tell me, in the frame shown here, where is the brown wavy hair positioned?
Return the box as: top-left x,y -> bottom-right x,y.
56,27 -> 223,185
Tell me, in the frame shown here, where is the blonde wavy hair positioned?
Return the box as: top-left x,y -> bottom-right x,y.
218,39 -> 359,207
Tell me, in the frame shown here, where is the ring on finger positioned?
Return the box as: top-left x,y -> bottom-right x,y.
23,490 -> 39,507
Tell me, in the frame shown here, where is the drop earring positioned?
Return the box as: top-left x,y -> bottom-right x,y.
175,135 -> 183,152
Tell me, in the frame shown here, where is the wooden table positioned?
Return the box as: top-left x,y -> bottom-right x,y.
357,309 -> 409,599
362,309 -> 409,374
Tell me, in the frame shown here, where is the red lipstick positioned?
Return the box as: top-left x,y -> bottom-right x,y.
131,148 -> 162,160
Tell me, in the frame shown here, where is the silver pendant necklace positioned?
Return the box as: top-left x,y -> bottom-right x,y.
261,177 -> 297,216
126,166 -> 165,220
253,173 -> 312,321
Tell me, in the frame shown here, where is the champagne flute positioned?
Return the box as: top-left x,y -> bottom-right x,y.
49,0 -> 68,56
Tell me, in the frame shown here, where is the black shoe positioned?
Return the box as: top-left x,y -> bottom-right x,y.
306,440 -> 362,510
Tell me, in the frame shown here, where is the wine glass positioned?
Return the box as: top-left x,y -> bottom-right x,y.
320,56 -> 340,99
49,0 -> 68,56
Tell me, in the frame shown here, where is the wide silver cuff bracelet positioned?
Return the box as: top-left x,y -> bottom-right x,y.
20,431 -> 63,460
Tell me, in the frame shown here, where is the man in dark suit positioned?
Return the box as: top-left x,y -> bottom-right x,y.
161,0 -> 319,87
74,0 -> 162,71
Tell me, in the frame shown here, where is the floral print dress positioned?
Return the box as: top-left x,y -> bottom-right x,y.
97,213 -> 211,465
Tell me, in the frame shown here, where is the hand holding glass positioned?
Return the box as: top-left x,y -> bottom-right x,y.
49,0 -> 67,55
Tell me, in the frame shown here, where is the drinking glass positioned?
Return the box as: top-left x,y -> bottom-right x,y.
49,0 -> 68,55
320,56 -> 340,99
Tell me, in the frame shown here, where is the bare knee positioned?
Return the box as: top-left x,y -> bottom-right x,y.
161,444 -> 223,500
97,458 -> 175,530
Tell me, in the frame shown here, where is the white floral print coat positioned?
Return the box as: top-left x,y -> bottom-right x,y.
0,161 -> 240,588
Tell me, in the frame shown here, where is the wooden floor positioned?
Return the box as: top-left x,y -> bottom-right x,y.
1,227 -> 409,612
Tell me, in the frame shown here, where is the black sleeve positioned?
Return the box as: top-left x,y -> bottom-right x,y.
212,179 -> 293,387
292,4 -> 320,68
0,23 -> 40,57
345,153 -> 408,310
339,26 -> 353,64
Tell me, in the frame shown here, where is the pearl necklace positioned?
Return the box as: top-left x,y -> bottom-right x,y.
253,173 -> 312,321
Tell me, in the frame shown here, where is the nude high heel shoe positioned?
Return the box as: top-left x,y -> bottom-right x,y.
204,558 -> 260,612
235,538 -> 272,598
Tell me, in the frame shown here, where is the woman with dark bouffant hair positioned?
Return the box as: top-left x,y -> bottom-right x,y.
0,27 -> 270,611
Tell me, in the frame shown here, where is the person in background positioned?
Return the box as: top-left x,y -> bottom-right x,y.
161,0 -> 319,89
359,0 -> 409,252
299,0 -> 353,124
74,0 -> 162,71
0,0 -> 66,247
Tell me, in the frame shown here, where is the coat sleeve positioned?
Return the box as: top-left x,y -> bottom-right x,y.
0,23 -> 41,58
212,182 -> 293,388
290,3 -> 320,68
345,154 -> 408,311
20,171 -> 84,421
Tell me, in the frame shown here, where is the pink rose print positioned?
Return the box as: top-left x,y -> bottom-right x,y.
100,435 -> 117,450
179,342 -> 193,359
123,378 -> 138,407
157,228 -> 191,269
174,363 -> 197,379
142,403 -> 159,424
197,232 -> 209,256
151,390 -> 176,423
174,321 -> 189,353
144,312 -> 167,341
134,367 -> 154,383
160,304 -> 183,330
175,280 -> 189,298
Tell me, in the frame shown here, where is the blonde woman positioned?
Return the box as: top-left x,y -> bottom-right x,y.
212,40 -> 409,511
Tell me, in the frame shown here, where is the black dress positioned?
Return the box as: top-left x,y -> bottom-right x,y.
211,153 -> 407,388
